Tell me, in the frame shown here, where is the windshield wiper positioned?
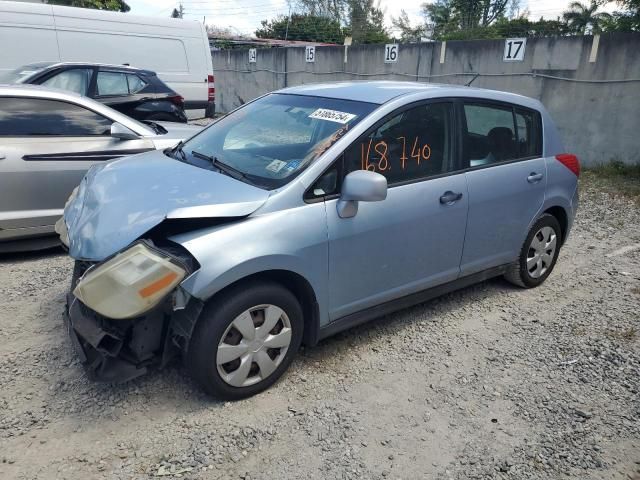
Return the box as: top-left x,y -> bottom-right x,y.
191,150 -> 252,183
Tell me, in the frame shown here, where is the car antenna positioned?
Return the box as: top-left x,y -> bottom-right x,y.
465,73 -> 480,86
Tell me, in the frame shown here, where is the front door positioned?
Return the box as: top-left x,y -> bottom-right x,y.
0,96 -> 153,239
321,101 -> 469,321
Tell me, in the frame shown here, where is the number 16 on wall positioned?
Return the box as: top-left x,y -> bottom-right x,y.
384,44 -> 398,63
503,38 -> 526,62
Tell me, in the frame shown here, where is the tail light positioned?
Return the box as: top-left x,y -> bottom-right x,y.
555,153 -> 580,176
207,74 -> 215,102
168,95 -> 184,107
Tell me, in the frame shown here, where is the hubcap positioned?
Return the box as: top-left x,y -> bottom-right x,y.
526,226 -> 557,279
216,304 -> 292,388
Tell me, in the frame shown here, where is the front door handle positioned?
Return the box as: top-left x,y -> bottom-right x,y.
440,191 -> 463,205
0,153 -> 5,160
527,172 -> 544,183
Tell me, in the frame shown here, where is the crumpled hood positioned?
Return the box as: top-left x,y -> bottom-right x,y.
64,150 -> 270,261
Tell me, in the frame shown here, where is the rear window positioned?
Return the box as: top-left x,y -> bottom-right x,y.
463,102 -> 542,167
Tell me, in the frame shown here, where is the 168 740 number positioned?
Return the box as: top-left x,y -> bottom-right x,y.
360,137 -> 431,173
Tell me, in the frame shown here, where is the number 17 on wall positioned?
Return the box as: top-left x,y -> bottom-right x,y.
503,38 -> 526,62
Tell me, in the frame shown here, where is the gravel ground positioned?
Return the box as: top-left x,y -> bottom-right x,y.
0,172 -> 638,480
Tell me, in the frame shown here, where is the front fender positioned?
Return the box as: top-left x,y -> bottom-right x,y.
171,202 -> 330,325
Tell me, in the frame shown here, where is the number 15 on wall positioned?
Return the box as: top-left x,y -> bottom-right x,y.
503,38 -> 526,62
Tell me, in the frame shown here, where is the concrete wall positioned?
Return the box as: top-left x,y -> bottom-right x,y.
212,33 -> 640,166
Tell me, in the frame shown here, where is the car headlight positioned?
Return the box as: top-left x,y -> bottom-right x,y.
73,243 -> 187,319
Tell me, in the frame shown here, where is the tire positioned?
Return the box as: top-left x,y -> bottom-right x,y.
146,112 -> 180,122
186,281 -> 303,400
504,213 -> 562,288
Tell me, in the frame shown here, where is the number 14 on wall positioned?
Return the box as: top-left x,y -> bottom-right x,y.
503,38 -> 526,61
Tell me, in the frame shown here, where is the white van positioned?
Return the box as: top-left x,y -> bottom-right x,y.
0,0 -> 215,118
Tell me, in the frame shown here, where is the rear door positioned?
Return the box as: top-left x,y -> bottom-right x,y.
318,100 -> 469,320
0,96 -> 153,239
460,100 -> 546,275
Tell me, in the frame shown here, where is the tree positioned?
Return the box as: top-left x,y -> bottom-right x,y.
260,0 -> 389,44
171,3 -> 184,18
47,0 -> 130,11
346,0 -> 390,43
605,0 -> 640,31
423,0 -> 456,38
256,13 -> 346,43
292,0 -> 344,21
562,1 -> 612,34
391,10 -> 427,42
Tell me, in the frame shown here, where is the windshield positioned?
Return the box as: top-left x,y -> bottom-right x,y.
178,93 -> 377,189
0,62 -> 54,84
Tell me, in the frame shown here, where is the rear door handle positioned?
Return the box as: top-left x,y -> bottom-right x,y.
527,172 -> 544,183
440,191 -> 463,205
0,153 -> 5,160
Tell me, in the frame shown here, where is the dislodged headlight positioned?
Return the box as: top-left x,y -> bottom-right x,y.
73,243 -> 186,319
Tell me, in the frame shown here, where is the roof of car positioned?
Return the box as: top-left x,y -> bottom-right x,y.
277,81 -> 542,109
30,62 -> 156,76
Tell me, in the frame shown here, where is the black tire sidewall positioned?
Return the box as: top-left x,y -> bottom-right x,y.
186,281 -> 303,400
518,214 -> 562,288
146,112 -> 178,122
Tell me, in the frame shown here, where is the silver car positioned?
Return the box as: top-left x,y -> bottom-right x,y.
60,81 -> 580,399
0,85 -> 201,252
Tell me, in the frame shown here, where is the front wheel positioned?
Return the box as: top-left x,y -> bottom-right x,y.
504,213 -> 561,288
186,282 -> 303,400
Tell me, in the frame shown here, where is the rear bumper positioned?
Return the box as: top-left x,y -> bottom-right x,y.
183,100 -> 215,118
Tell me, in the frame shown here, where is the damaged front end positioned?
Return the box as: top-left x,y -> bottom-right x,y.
59,150 -> 271,382
64,245 -> 204,383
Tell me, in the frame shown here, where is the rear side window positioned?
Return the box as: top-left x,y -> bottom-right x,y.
463,102 -> 542,167
0,97 -> 112,136
343,102 -> 454,185
127,74 -> 147,94
96,71 -> 129,96
515,108 -> 542,158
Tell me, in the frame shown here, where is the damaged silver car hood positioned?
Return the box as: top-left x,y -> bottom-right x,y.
64,150 -> 270,261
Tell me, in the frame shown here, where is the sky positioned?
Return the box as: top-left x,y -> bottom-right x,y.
126,0 -> 613,36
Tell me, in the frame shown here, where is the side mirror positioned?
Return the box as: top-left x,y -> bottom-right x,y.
110,122 -> 139,141
337,170 -> 387,218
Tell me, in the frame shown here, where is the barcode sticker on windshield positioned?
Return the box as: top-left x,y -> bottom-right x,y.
266,160 -> 287,173
309,108 -> 357,124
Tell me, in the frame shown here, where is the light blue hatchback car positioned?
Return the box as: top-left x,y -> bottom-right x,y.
59,81 -> 580,399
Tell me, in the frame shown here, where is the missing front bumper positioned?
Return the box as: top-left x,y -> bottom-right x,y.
64,292 -> 204,383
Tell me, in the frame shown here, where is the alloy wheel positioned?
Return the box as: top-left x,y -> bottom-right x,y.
216,304 -> 292,387
526,226 -> 557,279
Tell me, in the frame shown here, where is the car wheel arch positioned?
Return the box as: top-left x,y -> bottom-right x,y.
196,269 -> 321,348
543,205 -> 568,245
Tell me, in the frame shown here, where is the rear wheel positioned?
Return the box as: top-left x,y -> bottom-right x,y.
186,282 -> 303,400
146,112 -> 180,122
505,214 -> 561,288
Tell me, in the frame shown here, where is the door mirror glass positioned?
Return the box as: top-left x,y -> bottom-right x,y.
110,122 -> 139,140
337,170 -> 387,218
